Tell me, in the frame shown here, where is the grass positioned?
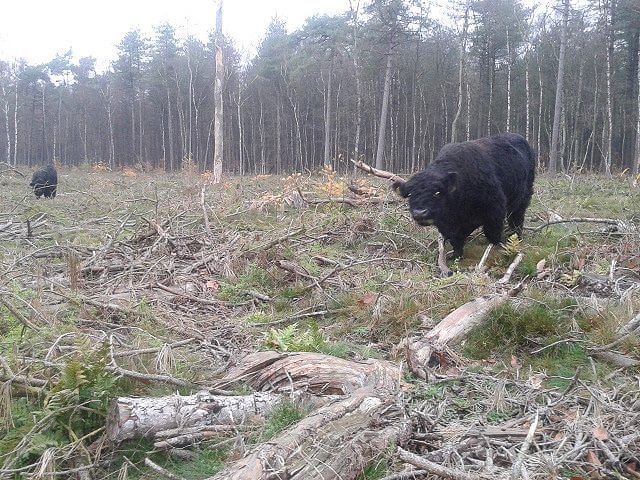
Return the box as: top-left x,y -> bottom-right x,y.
464,295 -> 578,360
1,168 -> 639,478
260,401 -> 308,441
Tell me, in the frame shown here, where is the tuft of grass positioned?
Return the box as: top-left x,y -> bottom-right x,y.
357,459 -> 388,480
532,344 -> 589,390
260,401 -> 308,441
156,448 -> 227,479
464,296 -> 577,359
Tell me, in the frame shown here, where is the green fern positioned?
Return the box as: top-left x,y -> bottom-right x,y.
502,233 -> 522,256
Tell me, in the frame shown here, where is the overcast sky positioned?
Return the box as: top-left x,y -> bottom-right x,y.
0,0 -> 347,69
0,0 -> 559,71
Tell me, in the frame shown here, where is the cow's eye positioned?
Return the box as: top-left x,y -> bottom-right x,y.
433,191 -> 441,197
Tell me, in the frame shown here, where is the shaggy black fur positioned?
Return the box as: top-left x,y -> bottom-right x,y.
393,133 -> 535,259
30,164 -> 58,199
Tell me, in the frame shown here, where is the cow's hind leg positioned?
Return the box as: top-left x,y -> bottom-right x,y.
507,207 -> 527,239
482,219 -> 504,246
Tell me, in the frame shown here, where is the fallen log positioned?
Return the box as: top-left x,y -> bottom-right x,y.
405,284 -> 523,379
207,387 -> 411,480
217,350 -> 405,395
105,391 -> 282,443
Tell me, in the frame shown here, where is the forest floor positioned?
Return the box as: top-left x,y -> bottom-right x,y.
1,164 -> 639,479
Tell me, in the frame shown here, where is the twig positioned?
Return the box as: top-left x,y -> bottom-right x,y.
476,245 -> 493,273
200,186 -> 213,237
510,410 -> 539,480
245,227 -> 305,253
350,159 -> 406,184
144,458 -> 187,480
437,234 -> 452,277
530,217 -> 628,232
398,447 -> 491,480
497,253 -> 523,284
106,364 -> 198,389
380,471 -> 428,480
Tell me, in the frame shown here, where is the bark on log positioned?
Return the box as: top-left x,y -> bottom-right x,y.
219,350 -> 405,395
406,288 -> 521,379
105,391 -> 282,443
207,387 -> 411,480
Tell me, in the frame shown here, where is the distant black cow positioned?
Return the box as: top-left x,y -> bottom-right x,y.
30,164 -> 58,199
393,133 -> 535,259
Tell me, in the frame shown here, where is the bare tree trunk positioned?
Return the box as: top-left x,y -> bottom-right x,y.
451,5 -> 469,142
375,48 -> 393,170
1,83 -> 10,164
323,61 -> 333,166
571,58 -> 585,172
525,58 -> 531,141
276,100 -> 282,173
549,0 -> 569,173
537,52 -> 543,164
487,59 -> 494,134
13,78 -> 18,167
166,89 -> 175,171
604,0 -> 614,176
506,26 -> 512,132
349,1 -> 363,174
591,63 -> 599,171
212,0 -> 224,183
466,81 -> 471,141
635,46 -> 640,176
237,89 -> 244,175
102,87 -> 116,170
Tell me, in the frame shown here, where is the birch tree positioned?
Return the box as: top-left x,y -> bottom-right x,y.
549,0 -> 569,173
213,0 -> 224,183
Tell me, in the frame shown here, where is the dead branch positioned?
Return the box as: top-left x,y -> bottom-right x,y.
208,388 -> 411,480
351,159 -> 406,184
106,391 -> 283,443
497,253 -> 524,284
144,458 -> 187,480
245,227 -> 305,253
531,217 -> 631,232
406,284 -> 523,379
398,447 -> 492,480
510,410 -> 539,480
437,234 -> 452,277
217,350 -> 404,395
476,245 -> 493,273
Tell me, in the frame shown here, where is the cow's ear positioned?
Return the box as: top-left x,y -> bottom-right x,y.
444,172 -> 457,193
392,181 -> 409,198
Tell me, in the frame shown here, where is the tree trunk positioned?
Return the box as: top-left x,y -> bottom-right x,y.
323,60 -> 333,166
451,5 -> 469,143
106,391 -> 283,443
1,83 -> 10,164
605,0 -> 614,176
525,57 -> 531,141
13,78 -> 18,167
635,45 -> 640,176
550,0 -> 570,173
208,388 -> 410,480
506,26 -> 512,132
351,3 -> 363,175
537,53 -> 543,165
375,48 -> 393,170
212,0 -> 224,183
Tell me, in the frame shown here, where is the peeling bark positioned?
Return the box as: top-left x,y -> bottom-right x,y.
106,391 -> 282,443
220,350 -> 404,396
207,388 -> 411,480
405,287 -> 521,379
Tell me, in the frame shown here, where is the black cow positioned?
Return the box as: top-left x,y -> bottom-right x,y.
393,133 -> 535,259
30,164 -> 58,199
